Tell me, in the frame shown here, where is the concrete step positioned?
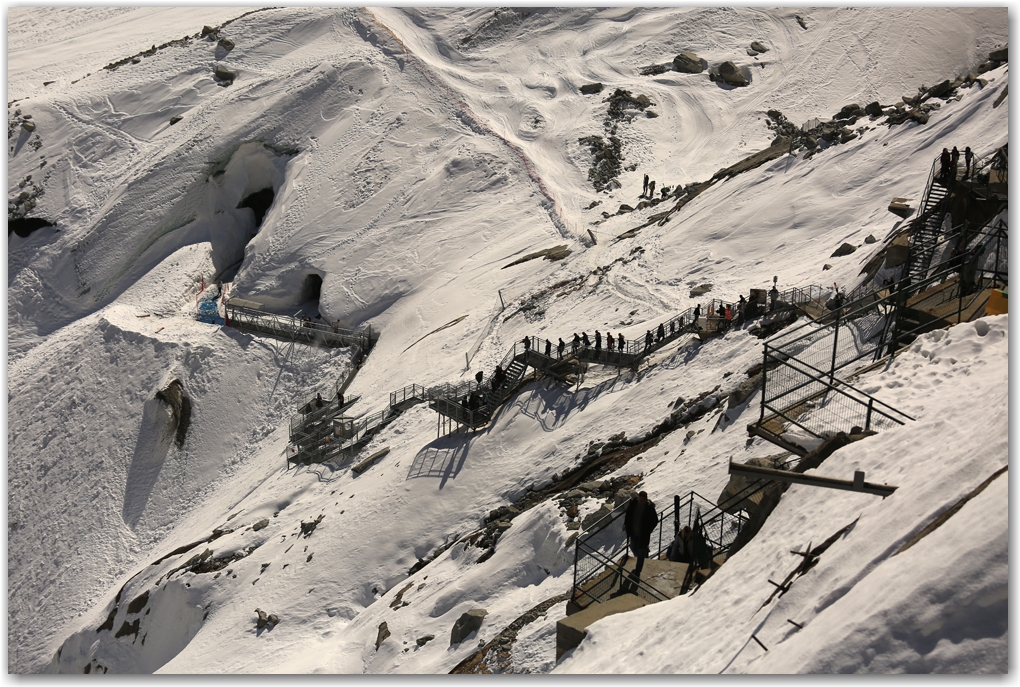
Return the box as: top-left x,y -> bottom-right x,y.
556,594 -> 648,660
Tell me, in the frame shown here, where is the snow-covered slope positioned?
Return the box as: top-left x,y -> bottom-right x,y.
7,7 -> 1008,674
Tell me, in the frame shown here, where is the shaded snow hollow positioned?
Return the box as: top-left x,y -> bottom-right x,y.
6,7 -> 1008,675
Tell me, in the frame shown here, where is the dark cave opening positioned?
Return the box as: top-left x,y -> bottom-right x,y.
236,188 -> 275,228
9,217 -> 55,238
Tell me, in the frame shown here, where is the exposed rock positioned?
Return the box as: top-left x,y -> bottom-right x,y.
213,65 -> 237,83
581,504 -> 613,530
864,101 -> 883,116
617,204 -> 634,214
252,518 -> 269,532
924,79 -> 953,101
218,37 -> 235,51
201,25 -> 217,37
864,234 -> 877,244
689,283 -> 713,297
831,242 -> 857,257
300,514 -> 324,538
718,454 -> 789,512
580,82 -> 603,95
640,63 -> 671,76
823,264 -> 832,271
717,61 -> 748,87
255,608 -> 279,630
750,41 -> 769,53
417,634 -> 435,647
376,621 -> 391,650
21,121 -> 36,132
156,380 -> 191,448
169,115 -> 183,125
450,609 -> 488,646
727,373 -> 763,411
795,15 -> 808,30
672,51 -> 704,73
835,103 -> 863,120
989,46 -> 1007,62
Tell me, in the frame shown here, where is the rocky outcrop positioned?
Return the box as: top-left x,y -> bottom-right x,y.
450,609 -> 487,646
375,622 -> 391,650
580,82 -> 603,95
750,41 -> 769,53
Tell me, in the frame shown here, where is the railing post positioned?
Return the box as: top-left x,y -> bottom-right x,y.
759,344 -> 770,424
829,310 -> 840,386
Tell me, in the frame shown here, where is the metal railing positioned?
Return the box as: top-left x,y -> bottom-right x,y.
226,299 -> 377,351
570,491 -> 752,610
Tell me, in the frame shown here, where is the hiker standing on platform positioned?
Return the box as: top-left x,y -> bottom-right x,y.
738,295 -> 747,325
607,331 -> 615,352
950,146 -> 960,180
648,180 -> 656,199
572,333 -> 581,354
594,330 -> 602,352
544,339 -> 552,357
581,332 -> 591,348
964,146 -> 975,179
336,391 -> 344,406
657,322 -> 665,341
645,329 -> 653,351
642,174 -> 649,198
476,370 -> 484,384
940,148 -> 951,181
624,491 -> 658,580
769,278 -> 780,312
558,338 -> 566,359
617,332 -> 625,351
492,365 -> 504,391
693,304 -> 701,328
522,336 -> 531,351
315,393 -> 324,409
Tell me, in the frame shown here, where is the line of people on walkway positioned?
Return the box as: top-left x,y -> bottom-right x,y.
939,145 -> 975,183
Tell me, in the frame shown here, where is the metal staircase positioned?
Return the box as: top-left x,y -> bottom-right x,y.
905,157 -> 954,285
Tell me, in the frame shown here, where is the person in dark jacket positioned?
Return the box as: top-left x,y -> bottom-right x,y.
623,491 -> 658,579
964,146 -> 975,179
644,329 -> 653,351
607,331 -> 614,352
522,336 -> 530,351
475,370 -> 484,384
594,330 -> 602,352
693,304 -> 701,327
950,146 -> 960,180
572,333 -> 581,354
581,331 -> 591,348
657,322 -> 665,341
544,339 -> 552,357
642,174 -> 649,198
617,332 -> 624,350
940,147 -> 951,182
492,365 -> 504,391
558,338 -> 566,359
668,526 -> 695,563
315,393 -> 324,409
648,180 -> 656,198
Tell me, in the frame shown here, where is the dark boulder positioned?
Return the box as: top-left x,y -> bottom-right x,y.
717,61 -> 748,87
672,51 -> 704,74
580,82 -> 603,95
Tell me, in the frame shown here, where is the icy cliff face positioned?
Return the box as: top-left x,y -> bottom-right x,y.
8,7 -> 1008,674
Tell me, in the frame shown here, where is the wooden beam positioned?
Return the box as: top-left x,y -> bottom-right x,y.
728,461 -> 897,497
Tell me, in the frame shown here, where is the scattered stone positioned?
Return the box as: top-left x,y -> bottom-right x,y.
218,37 -> 235,51
750,41 -> 769,53
795,15 -> 808,29
727,373 -> 763,411
213,65 -> 237,84
864,234 -> 877,244
823,264 -> 832,271
450,609 -> 488,646
201,25 -> 217,37
989,46 -> 1007,62
830,242 -> 857,258
300,514 -> 324,538
835,103 -> 863,120
689,283 -> 713,297
566,521 -> 580,531
617,204 -> 634,214
169,115 -> 183,125
21,121 -> 36,132
376,622 -> 391,650
864,101 -> 883,117
717,61 -> 749,87
580,82 -> 604,95
672,51 -> 704,73
640,64 -> 670,76
255,608 -> 279,630
252,518 -> 269,532
417,634 -> 435,647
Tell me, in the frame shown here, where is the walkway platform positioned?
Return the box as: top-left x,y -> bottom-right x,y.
226,298 -> 377,351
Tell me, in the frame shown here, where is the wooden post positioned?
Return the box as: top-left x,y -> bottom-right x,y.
498,289 -> 506,311
587,229 -> 598,245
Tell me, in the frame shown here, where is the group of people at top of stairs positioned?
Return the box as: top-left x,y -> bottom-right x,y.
940,146 -> 975,183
